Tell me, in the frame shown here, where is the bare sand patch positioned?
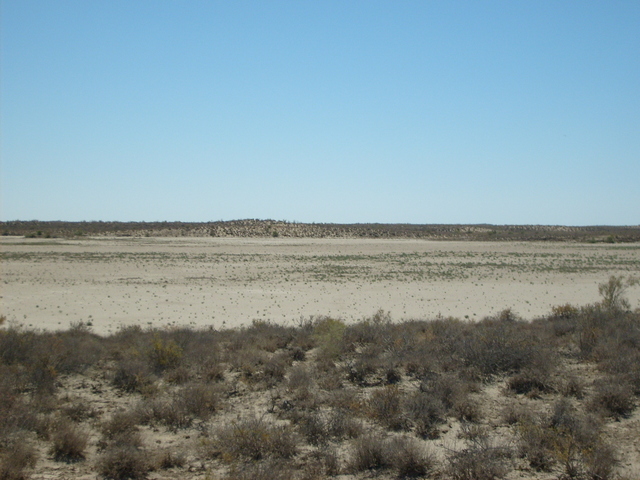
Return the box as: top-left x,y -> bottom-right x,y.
2,236 -> 639,334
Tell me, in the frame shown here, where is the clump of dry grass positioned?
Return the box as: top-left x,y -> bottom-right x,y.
49,419 -> 89,462
212,416 -> 299,462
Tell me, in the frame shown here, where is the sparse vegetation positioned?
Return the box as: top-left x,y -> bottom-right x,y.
1,279 -> 639,478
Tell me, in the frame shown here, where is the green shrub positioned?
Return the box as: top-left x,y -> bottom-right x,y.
312,317 -> 346,359
149,335 -> 183,372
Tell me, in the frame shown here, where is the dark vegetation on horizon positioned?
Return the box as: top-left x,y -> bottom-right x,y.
3,220 -> 640,242
1,276 -> 639,479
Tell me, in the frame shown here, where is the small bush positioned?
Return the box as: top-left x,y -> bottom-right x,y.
101,410 -> 140,441
179,382 -> 219,420
156,448 -> 186,469
557,375 -> 585,398
349,435 -> 392,472
60,397 -> 96,422
97,445 -> 150,480
404,391 -> 446,439
112,358 -> 153,393
0,440 -> 37,480
262,353 -> 289,383
517,423 -> 557,471
368,385 -> 406,430
214,416 -> 299,462
446,442 -> 511,480
149,335 -> 183,372
312,317 -> 346,359
551,303 -> 579,319
507,369 -> 553,395
598,275 -> 638,311
517,399 -> 616,478
387,436 -> 436,478
287,365 -> 315,392
302,448 -> 340,478
138,397 -> 192,430
49,420 -> 89,462
588,378 -> 636,419
294,409 -> 361,445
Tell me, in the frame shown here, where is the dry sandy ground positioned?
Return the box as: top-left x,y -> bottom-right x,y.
2,236 -> 639,334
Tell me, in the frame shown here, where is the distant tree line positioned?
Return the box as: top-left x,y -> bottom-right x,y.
2,220 -> 639,242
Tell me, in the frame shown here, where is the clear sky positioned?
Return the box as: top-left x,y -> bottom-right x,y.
2,1 -> 639,225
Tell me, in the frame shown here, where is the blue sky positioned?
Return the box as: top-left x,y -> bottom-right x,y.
2,1 -> 639,225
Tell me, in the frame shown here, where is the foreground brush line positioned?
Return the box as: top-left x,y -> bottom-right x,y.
3,220 -> 640,242
1,299 -> 639,479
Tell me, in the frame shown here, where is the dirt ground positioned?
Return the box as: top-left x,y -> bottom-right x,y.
2,236 -> 639,334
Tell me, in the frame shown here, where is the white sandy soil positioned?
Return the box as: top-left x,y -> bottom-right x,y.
2,237 -> 639,335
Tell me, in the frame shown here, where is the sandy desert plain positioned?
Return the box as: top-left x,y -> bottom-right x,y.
2,236 -> 639,334
2,234 -> 640,480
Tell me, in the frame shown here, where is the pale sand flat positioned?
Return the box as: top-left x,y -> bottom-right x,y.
2,237 -> 639,335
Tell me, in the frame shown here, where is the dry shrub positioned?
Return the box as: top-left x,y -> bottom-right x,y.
96,445 -> 150,480
349,434 -> 435,476
101,410 -> 140,442
557,374 -> 585,399
588,377 -> 636,419
403,391 -> 446,439
459,317 -> 552,378
138,397 -> 192,430
507,368 -> 554,395
0,440 -> 37,480
59,397 -> 96,422
179,382 -> 219,420
301,448 -> 340,478
368,385 -> 406,430
156,448 -> 186,469
446,436 -> 512,480
293,409 -> 361,446
214,416 -> 299,462
262,353 -> 290,384
287,364 -> 315,392
49,420 -> 89,462
202,359 -> 225,382
112,357 -> 153,393
348,434 -> 392,472
518,398 -> 617,478
164,365 -> 191,384
387,436 -> 436,478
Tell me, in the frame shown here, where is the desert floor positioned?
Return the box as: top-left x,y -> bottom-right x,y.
2,236 -> 639,334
